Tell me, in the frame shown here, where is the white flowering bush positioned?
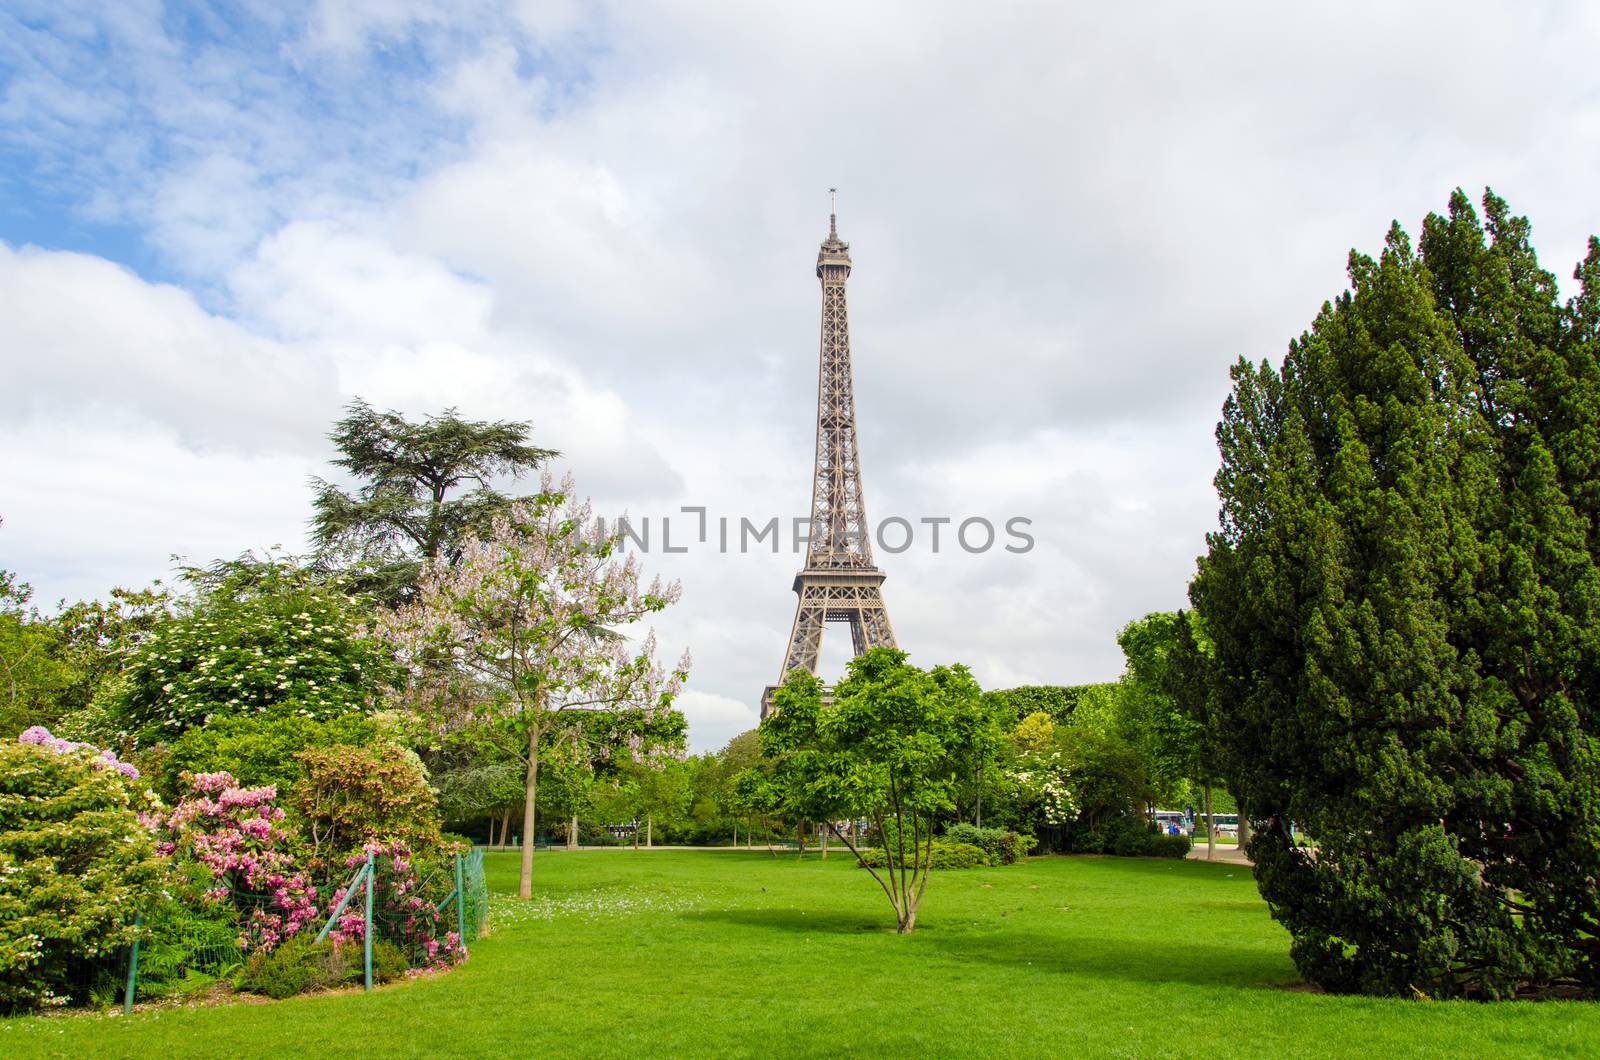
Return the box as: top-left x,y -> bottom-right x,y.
118,557 -> 392,741
0,733 -> 165,1012
1010,750 -> 1080,826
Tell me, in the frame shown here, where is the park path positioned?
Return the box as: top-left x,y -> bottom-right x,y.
1187,844 -> 1251,866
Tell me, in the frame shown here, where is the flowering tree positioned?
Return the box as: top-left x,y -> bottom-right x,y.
380,472 -> 689,898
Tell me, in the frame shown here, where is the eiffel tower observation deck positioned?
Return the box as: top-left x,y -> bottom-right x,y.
762,195 -> 898,718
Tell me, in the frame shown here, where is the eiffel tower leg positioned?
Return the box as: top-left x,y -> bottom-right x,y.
848,613 -> 867,655
857,587 -> 897,650
782,601 -> 826,678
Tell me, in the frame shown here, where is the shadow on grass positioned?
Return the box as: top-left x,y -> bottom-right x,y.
688,908 -> 890,935
686,907 -> 1297,991
928,931 -> 1296,991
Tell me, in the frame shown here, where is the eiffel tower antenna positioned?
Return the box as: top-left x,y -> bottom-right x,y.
762,196 -> 898,717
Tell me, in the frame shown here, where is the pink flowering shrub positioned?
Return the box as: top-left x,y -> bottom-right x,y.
18,725 -> 139,779
324,840 -> 464,969
157,771 -> 318,952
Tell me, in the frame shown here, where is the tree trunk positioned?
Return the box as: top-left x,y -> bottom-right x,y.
568,814 -> 578,851
797,820 -> 806,857
518,724 -> 540,899
1203,783 -> 1215,861
1238,811 -> 1252,852
647,815 -> 653,848
820,823 -> 828,859
747,816 -> 753,850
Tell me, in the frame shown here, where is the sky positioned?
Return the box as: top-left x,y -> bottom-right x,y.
4,2 -> 1599,752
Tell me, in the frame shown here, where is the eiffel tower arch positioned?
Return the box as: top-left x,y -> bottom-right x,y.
762,197 -> 897,718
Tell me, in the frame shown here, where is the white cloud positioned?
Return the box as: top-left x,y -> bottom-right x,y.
673,689 -> 758,755
0,420 -> 313,607
0,242 -> 339,454
4,1 -> 1600,751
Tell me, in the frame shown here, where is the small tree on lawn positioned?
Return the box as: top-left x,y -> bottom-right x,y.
380,472 -> 689,899
758,647 -> 993,934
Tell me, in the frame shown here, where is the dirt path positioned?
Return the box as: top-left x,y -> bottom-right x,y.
1186,844 -> 1252,866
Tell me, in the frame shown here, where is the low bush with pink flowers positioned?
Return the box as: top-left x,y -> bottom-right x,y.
155,771 -> 319,953
3,726 -> 469,1012
152,766 -> 467,990
323,840 -> 465,969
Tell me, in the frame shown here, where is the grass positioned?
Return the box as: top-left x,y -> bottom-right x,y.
6,850 -> 1598,1058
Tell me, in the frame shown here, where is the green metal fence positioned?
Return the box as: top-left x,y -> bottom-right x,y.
121,848 -> 490,1012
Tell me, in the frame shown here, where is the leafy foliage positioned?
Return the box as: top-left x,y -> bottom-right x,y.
985,685 -> 1088,724
758,647 -> 996,933
1070,816 -> 1190,858
1192,189 -> 1600,998
857,841 -> 988,870
310,398 -> 558,600
0,605 -> 78,739
235,935 -> 406,999
943,823 -> 1036,865
156,709 -> 380,803
130,884 -> 244,1002
289,744 -> 444,875
0,738 -> 165,1012
118,555 -> 391,742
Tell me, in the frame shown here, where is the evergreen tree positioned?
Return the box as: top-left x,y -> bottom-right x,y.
1192,190 -> 1600,998
310,399 -> 558,600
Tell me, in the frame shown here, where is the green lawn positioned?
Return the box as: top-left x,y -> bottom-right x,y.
5,850 -> 1596,1058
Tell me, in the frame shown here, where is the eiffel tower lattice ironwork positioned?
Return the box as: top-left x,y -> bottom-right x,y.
762,197 -> 897,718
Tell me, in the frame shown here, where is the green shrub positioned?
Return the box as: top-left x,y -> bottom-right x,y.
931,842 -> 988,868
856,841 -> 988,870
132,880 -> 244,1001
117,556 -> 393,743
235,935 -> 411,998
155,709 -> 378,802
944,824 -> 1037,865
237,936 -> 324,999
290,743 -> 444,875
1149,834 -> 1191,859
1068,816 -> 1189,858
371,940 -> 409,984
985,685 -> 1096,725
0,740 -> 165,1013
1109,818 -> 1158,857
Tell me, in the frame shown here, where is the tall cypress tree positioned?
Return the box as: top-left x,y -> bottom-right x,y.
1192,191 -> 1600,998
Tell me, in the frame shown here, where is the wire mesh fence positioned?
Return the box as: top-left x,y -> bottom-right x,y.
118,848 -> 490,1011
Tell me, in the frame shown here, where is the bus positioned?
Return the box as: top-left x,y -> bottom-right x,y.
1206,813 -> 1239,838
1152,809 -> 1191,836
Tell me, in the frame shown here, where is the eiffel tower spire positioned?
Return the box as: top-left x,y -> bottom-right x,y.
763,196 -> 898,717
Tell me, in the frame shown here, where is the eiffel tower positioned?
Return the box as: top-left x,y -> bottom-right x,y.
762,194 -> 897,718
